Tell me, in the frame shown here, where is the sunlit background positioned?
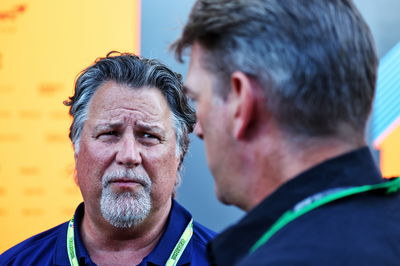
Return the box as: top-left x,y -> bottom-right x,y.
0,0 -> 399,253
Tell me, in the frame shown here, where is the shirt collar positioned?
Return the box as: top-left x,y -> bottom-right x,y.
74,203 -> 96,265
54,203 -> 94,265
248,146 -> 382,223
53,200 -> 193,266
140,199 -> 193,266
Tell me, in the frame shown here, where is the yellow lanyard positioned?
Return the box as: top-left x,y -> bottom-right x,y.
67,216 -> 194,266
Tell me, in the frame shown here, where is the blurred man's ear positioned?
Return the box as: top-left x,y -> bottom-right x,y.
229,71 -> 258,140
73,168 -> 79,186
73,149 -> 79,185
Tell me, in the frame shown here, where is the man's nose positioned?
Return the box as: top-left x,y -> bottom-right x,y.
116,133 -> 142,168
194,121 -> 204,140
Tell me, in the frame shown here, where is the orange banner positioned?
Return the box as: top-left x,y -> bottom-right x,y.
0,0 -> 140,252
379,125 -> 400,177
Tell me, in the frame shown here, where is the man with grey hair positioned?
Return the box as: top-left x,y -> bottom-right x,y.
172,0 -> 400,265
0,52 -> 215,265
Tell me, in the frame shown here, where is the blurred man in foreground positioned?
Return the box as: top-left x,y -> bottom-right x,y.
172,0 -> 400,265
0,53 -> 215,265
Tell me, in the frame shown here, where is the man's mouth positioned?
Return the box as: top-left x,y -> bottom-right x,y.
107,178 -> 144,189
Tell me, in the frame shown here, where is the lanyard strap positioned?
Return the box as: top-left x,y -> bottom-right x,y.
165,218 -> 194,266
67,217 -> 194,266
249,177 -> 400,254
67,216 -> 79,266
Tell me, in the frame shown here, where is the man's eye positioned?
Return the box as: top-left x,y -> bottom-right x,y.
139,132 -> 161,145
97,131 -> 119,139
143,133 -> 158,139
103,131 -> 118,136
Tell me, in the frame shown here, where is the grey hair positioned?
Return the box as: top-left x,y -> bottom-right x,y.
172,0 -> 377,142
64,52 -> 196,171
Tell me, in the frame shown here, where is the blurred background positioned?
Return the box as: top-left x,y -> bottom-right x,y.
1,0 -> 399,253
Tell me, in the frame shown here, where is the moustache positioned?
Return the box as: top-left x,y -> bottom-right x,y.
102,169 -> 152,189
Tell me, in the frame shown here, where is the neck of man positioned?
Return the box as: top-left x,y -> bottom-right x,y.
80,198 -> 172,266
237,126 -> 365,211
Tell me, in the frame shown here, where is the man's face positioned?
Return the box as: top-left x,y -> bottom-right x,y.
185,43 -> 234,204
75,81 -> 180,228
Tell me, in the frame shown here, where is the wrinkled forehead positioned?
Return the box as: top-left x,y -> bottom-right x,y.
86,81 -> 174,129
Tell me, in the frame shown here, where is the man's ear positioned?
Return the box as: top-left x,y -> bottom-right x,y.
73,152 -> 79,185
73,169 -> 79,186
229,71 -> 257,140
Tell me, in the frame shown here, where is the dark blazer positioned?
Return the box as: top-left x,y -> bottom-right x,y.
208,147 -> 400,266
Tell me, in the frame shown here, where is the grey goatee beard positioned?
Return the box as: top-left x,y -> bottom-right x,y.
100,169 -> 152,228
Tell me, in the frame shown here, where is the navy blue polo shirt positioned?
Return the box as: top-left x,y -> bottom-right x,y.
0,200 -> 215,265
